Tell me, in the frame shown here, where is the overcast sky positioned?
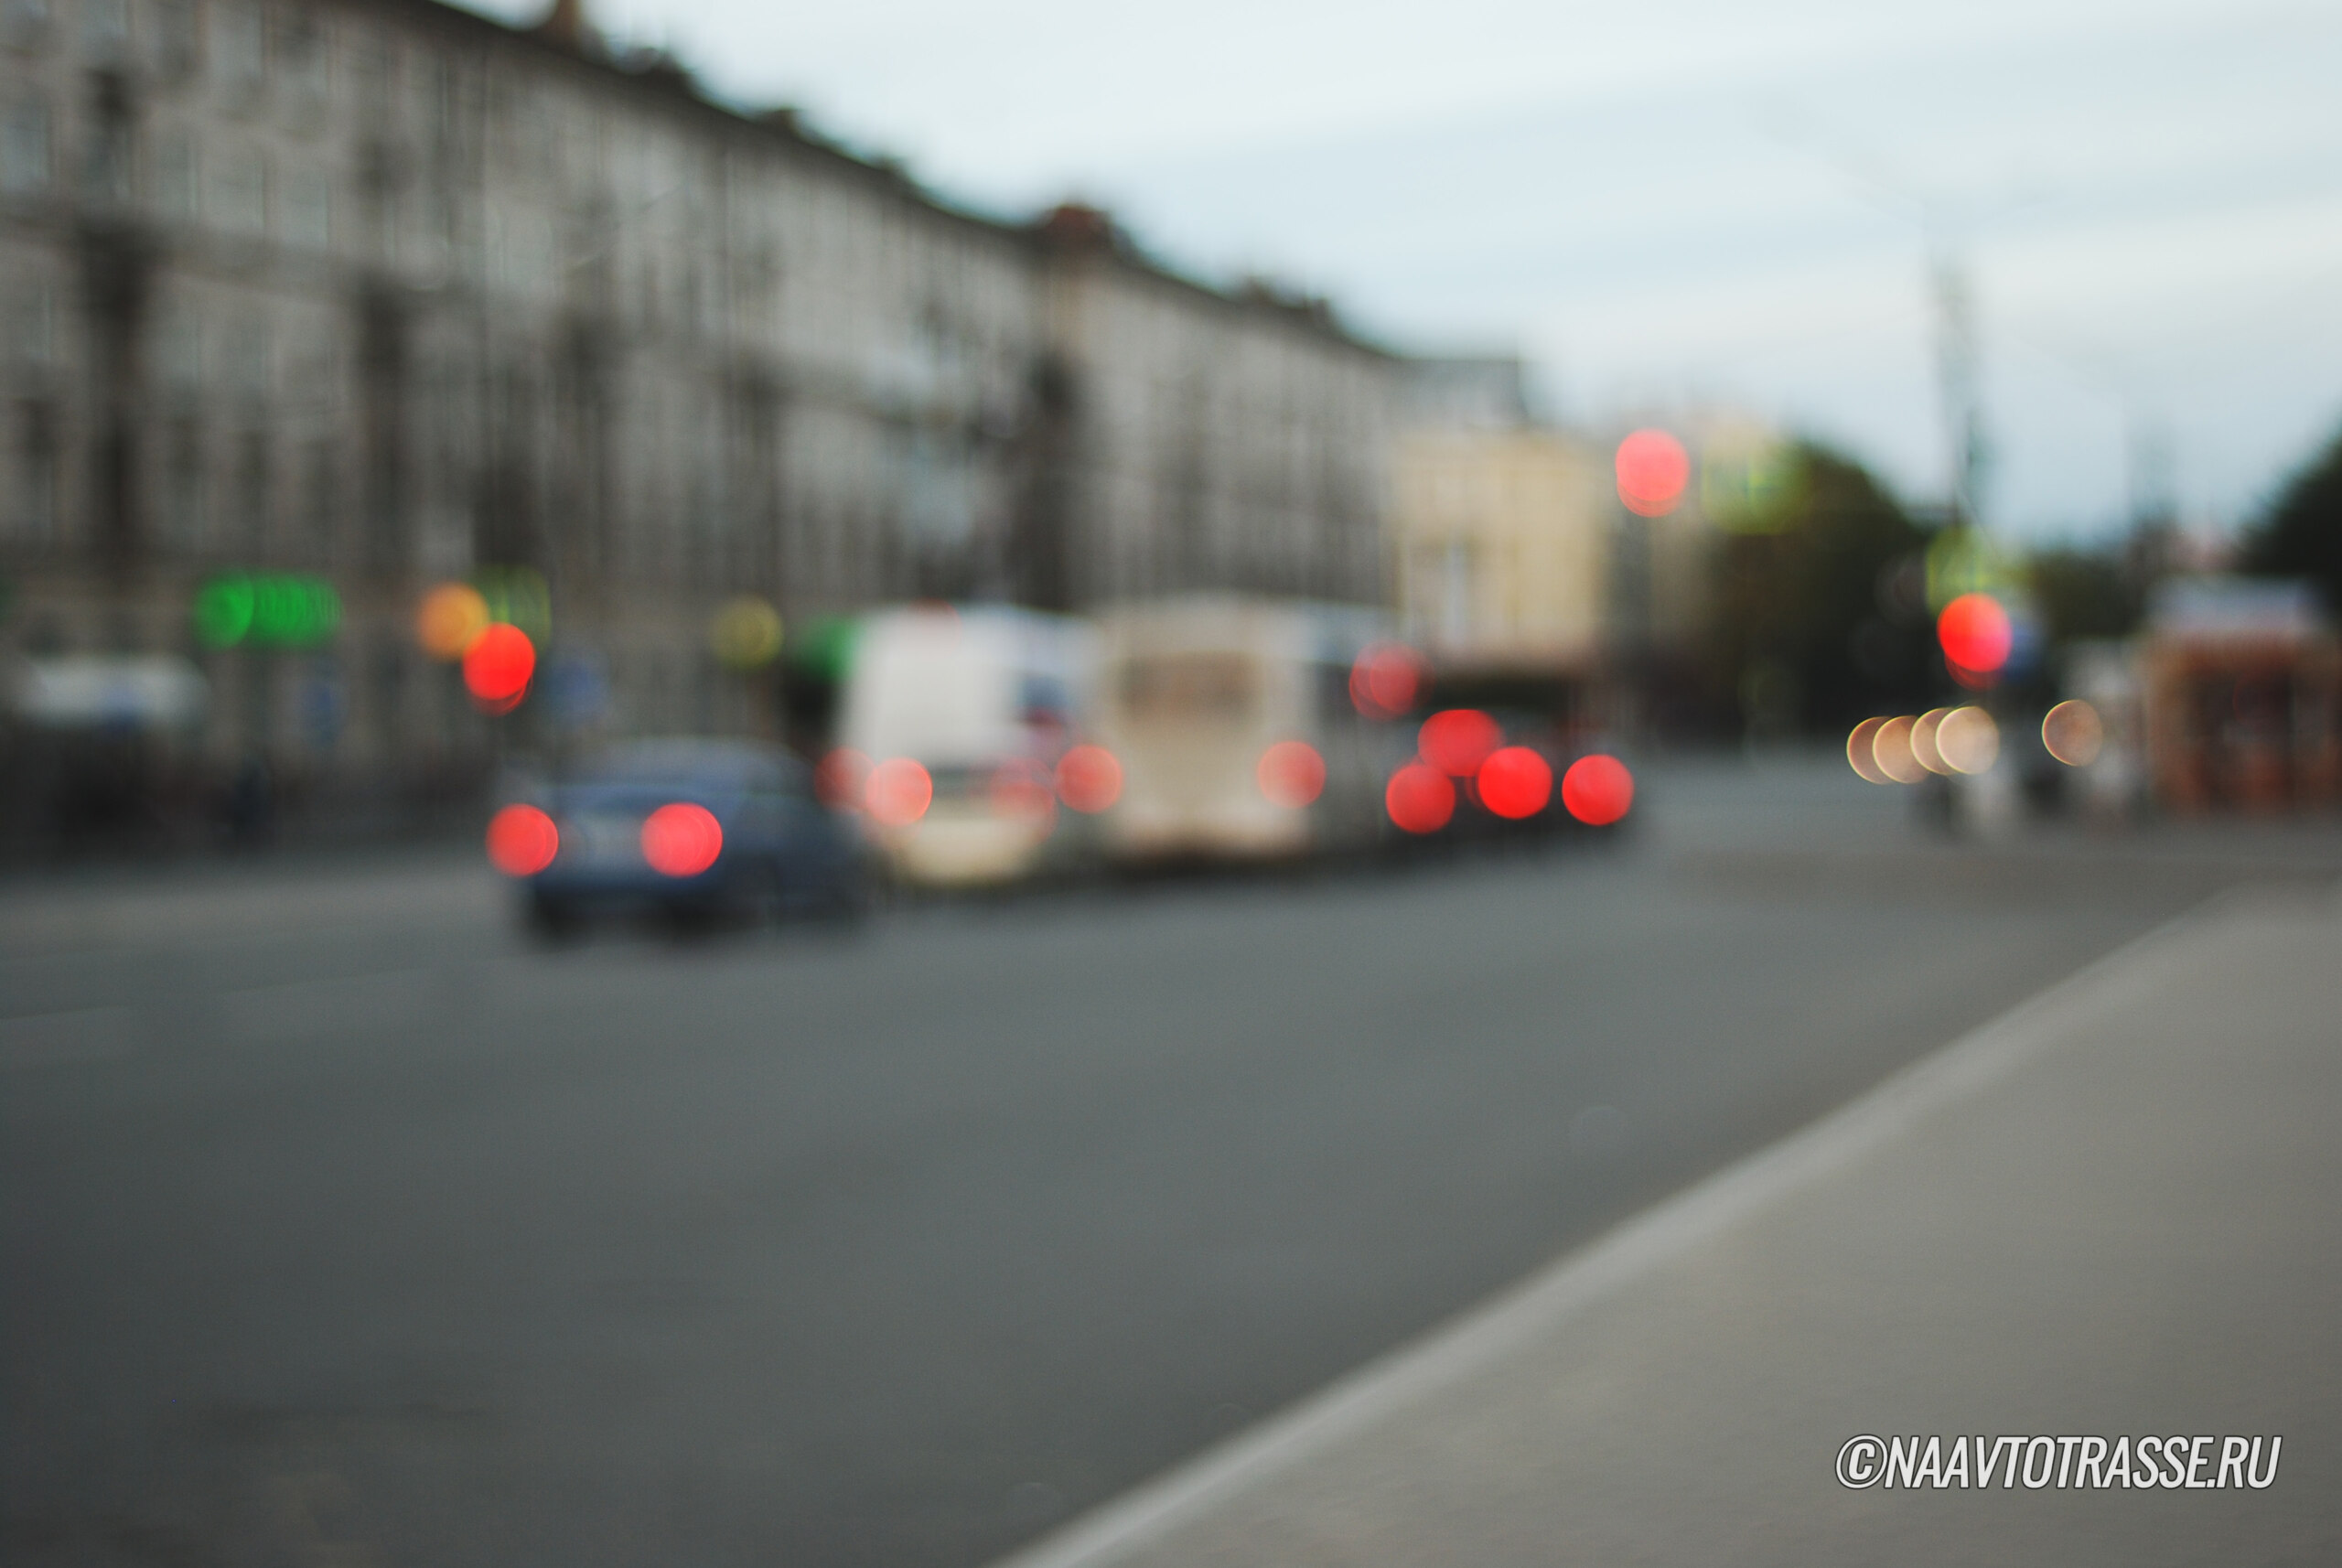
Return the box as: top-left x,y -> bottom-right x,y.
464,0 -> 2342,543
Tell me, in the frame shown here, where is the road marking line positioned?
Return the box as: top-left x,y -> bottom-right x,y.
990,895 -> 2230,1568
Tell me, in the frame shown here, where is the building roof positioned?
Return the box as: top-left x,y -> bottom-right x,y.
360,0 -> 1391,357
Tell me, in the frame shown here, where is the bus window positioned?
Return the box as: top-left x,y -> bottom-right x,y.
1120,654 -> 1257,721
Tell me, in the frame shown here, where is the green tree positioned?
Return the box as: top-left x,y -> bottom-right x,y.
2240,424 -> 2342,616
1705,444 -> 1933,736
2027,546 -> 2137,643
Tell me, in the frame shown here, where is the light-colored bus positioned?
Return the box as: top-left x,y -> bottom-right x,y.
1093,596 -> 1407,864
836,605 -> 1101,887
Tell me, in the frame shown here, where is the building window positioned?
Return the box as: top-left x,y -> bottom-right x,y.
14,398 -> 56,540
211,140 -> 264,235
221,318 -> 270,401
80,0 -> 126,65
81,104 -> 132,205
0,0 -> 49,53
211,2 -> 263,100
1,96 -> 48,195
156,307 -> 201,393
167,414 -> 206,546
153,126 -> 197,220
148,0 -> 197,80
233,429 -> 270,551
281,165 -> 328,250
276,8 -> 326,103
303,438 -> 336,553
7,279 -> 52,370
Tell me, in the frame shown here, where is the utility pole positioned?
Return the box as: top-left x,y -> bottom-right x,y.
1930,249 -> 1988,531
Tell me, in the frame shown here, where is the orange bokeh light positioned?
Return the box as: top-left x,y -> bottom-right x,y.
1257,740 -> 1327,808
865,757 -> 934,827
1477,746 -> 1553,819
640,801 -> 724,877
486,803 -> 558,875
1418,709 -> 1502,777
463,623 -> 536,707
1349,642 -> 1423,719
416,582 -> 490,660
1056,745 -> 1123,813
1616,429 -> 1690,517
1561,755 -> 1634,825
1938,593 -> 2013,676
1386,762 -> 1456,834
1847,717 -> 1893,784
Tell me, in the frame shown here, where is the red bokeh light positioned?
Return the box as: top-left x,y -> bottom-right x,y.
815,747 -> 874,809
1418,709 -> 1502,776
864,757 -> 934,827
1561,755 -> 1635,825
989,758 -> 1058,823
1477,746 -> 1553,819
1349,642 -> 1423,719
486,803 -> 558,876
1257,740 -> 1327,808
463,622 -> 536,707
1386,763 -> 1456,834
640,801 -> 724,877
1056,745 -> 1123,813
1616,429 -> 1691,517
1937,593 -> 2012,676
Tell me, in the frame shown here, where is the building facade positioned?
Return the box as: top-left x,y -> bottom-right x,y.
0,0 -> 1393,826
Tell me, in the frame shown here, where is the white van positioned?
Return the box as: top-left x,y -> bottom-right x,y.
837,605 -> 1101,887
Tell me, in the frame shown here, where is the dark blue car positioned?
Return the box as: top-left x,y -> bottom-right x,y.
490,739 -> 869,930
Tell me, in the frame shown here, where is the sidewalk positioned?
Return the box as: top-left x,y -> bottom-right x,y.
997,882 -> 2342,1567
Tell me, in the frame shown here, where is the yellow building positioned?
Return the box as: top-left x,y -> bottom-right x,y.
1393,425 -> 1613,670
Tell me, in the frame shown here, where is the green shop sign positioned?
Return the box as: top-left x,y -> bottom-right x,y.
193,574 -> 343,649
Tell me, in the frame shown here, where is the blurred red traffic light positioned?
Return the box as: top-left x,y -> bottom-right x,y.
1386,762 -> 1456,834
486,803 -> 558,875
640,802 -> 724,877
1937,593 -> 2012,676
1477,746 -> 1552,819
463,623 -> 536,708
1561,755 -> 1634,825
1616,429 -> 1690,517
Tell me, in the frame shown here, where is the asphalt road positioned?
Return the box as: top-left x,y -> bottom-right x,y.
1,758 -> 2293,1566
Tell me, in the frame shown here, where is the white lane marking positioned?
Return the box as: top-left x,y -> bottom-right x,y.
988,896 -> 2228,1568
0,1005 -> 137,1069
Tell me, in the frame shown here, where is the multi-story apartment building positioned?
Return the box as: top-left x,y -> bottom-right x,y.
0,0 -> 1393,819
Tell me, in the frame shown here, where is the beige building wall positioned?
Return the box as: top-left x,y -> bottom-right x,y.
1393,427 -> 1612,669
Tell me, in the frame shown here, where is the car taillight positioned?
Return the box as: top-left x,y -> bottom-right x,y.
864,758 -> 933,826
487,803 -> 559,875
1055,745 -> 1122,812
641,802 -> 724,876
1561,756 -> 1634,825
1477,746 -> 1552,819
1257,740 -> 1326,808
1386,763 -> 1455,834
